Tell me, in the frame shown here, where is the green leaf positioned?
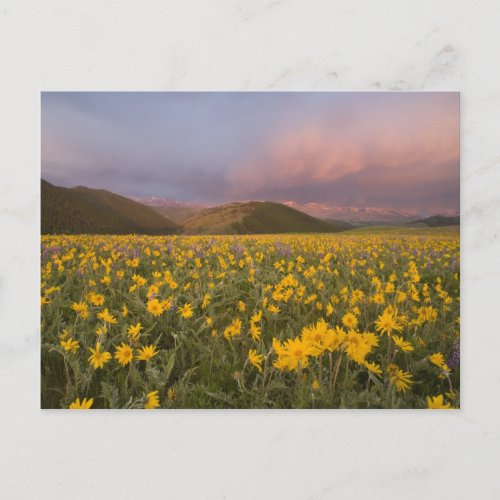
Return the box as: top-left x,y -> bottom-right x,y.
100,382 -> 120,409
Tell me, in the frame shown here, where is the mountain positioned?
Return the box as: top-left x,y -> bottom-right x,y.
412,215 -> 460,227
181,201 -> 349,235
283,201 -> 421,225
41,180 -> 179,234
134,196 -> 207,224
323,219 -> 357,230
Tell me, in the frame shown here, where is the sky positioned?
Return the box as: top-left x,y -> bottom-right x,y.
41,92 -> 459,215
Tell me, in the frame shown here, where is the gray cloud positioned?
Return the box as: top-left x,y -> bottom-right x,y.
41,92 -> 459,213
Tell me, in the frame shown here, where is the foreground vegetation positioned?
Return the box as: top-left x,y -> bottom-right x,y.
41,228 -> 460,409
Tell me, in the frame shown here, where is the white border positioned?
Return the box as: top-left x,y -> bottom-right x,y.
1,1 -> 499,498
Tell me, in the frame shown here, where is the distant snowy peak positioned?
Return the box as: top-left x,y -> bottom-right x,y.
135,196 -> 450,224
282,201 -> 422,223
134,197 -> 207,209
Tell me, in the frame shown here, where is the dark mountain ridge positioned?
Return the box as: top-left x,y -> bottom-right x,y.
42,180 -> 457,235
412,215 -> 460,227
41,180 -> 179,234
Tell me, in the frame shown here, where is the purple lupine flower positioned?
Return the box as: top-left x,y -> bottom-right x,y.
447,340 -> 460,369
275,243 -> 292,257
231,244 -> 245,255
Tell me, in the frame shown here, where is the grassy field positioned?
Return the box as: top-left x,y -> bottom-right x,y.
41,228 -> 459,409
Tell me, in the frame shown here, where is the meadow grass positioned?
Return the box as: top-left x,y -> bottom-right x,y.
41,228 -> 459,409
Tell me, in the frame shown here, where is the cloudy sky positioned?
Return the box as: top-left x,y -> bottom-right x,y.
41,92 -> 459,214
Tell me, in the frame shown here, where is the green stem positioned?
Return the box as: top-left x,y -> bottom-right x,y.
330,353 -> 343,405
387,334 -> 391,365
328,352 -> 333,395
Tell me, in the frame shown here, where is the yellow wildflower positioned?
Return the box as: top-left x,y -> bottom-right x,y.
429,352 -> 445,368
71,301 -> 89,319
96,308 -> 117,324
387,363 -> 413,392
88,343 -> 112,369
96,325 -> 108,336
88,292 -> 105,306
144,390 -> 160,409
114,343 -> 134,366
268,304 -> 280,314
426,394 -> 452,409
69,397 -> 93,409
223,318 -> 242,339
374,306 -> 403,336
364,361 -> 382,375
147,298 -> 164,317
177,302 -> 194,319
248,349 -> 264,373
202,293 -> 211,309
250,310 -> 262,323
250,323 -> 262,341
60,338 -> 80,353
392,336 -> 414,352
127,322 -> 142,340
137,345 -> 158,361
342,312 -> 358,329
272,337 -> 314,371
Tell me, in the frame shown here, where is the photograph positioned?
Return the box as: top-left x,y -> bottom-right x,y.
5,1 -> 500,497
40,91 -> 460,409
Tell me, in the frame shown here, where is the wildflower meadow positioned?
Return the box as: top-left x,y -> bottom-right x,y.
41,228 -> 460,409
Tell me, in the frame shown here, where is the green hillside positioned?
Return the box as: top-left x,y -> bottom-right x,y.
413,215 -> 460,227
41,180 -> 179,234
323,219 -> 356,230
151,205 -> 202,224
181,201 -> 350,235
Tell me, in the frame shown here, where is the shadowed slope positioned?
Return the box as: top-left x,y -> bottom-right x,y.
41,180 -> 179,234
